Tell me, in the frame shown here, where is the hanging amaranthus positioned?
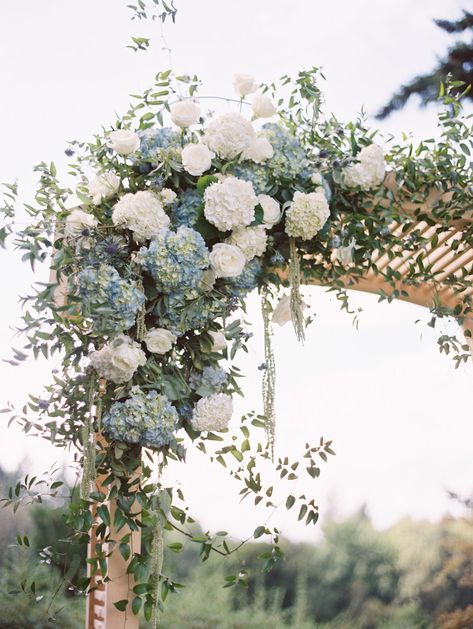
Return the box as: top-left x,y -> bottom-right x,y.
289,237 -> 306,343
261,288 -> 277,458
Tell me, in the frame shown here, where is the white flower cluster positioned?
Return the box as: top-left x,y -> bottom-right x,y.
191,392 -> 233,432
90,335 -> 146,384
112,190 -> 170,242
285,190 -> 330,240
343,144 -> 386,190
242,136 -> 274,164
226,225 -> 267,261
144,327 -> 177,354
87,172 -> 120,205
64,209 -> 98,238
203,112 -> 256,160
204,177 -> 257,231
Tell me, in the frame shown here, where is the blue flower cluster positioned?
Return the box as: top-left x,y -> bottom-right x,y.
103,387 -> 178,449
138,127 -> 180,159
137,227 -> 210,294
261,123 -> 311,181
170,189 -> 202,228
225,258 -> 263,299
189,366 -> 228,393
76,264 -> 145,331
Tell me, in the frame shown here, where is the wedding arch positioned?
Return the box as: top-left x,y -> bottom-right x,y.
2,64 -> 472,629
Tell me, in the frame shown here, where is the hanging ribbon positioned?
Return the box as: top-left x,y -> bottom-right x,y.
261,288 -> 276,459
289,237 -> 306,343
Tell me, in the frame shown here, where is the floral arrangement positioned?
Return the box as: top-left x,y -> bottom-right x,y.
1,63 -> 472,625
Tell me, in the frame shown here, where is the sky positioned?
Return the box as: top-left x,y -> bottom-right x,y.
0,0 -> 472,543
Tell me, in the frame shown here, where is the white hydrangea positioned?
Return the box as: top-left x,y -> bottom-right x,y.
203,112 -> 255,160
258,194 -> 281,226
204,177 -> 257,231
343,144 -> 386,190
191,393 -> 233,432
90,335 -> 146,384
87,172 -> 120,205
285,190 -> 330,240
226,225 -> 267,261
64,209 -> 98,238
112,190 -> 170,242
242,136 -> 274,164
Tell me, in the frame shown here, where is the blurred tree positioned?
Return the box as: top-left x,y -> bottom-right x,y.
376,9 -> 473,119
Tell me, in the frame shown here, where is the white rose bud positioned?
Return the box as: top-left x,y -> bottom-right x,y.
233,73 -> 258,97
311,172 -> 323,186
144,328 -> 177,354
209,330 -> 226,352
199,268 -> 217,292
64,208 -> 98,238
170,101 -> 201,128
242,137 -> 274,164
108,129 -> 140,156
181,144 -> 215,176
87,172 -> 120,205
272,294 -> 307,327
209,243 -> 246,278
258,194 -> 281,226
252,93 -> 277,118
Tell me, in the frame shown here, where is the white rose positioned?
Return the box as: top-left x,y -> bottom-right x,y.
90,335 -> 146,384
252,94 -> 277,118
112,190 -> 170,242
258,194 -> 281,226
209,243 -> 246,278
209,330 -> 226,352
242,137 -> 274,164
191,393 -> 233,431
108,129 -> 140,156
170,101 -> 201,128
203,112 -> 255,160
226,225 -> 267,261
144,327 -> 177,354
181,144 -> 215,176
87,172 -> 120,205
159,188 -> 177,206
233,73 -> 258,97
64,209 -> 98,238
204,177 -> 257,231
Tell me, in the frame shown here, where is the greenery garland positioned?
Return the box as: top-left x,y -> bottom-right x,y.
1,63 -> 472,624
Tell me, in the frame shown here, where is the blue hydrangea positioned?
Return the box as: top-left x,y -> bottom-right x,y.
270,252 -> 286,267
261,123 -> 311,181
138,127 -> 180,159
76,264 -> 145,331
232,163 -> 270,195
171,189 -> 202,228
103,387 -> 178,449
189,366 -> 228,393
225,258 -> 263,299
137,227 -> 210,294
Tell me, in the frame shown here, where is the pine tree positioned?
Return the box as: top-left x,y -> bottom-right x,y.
376,9 -> 473,119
